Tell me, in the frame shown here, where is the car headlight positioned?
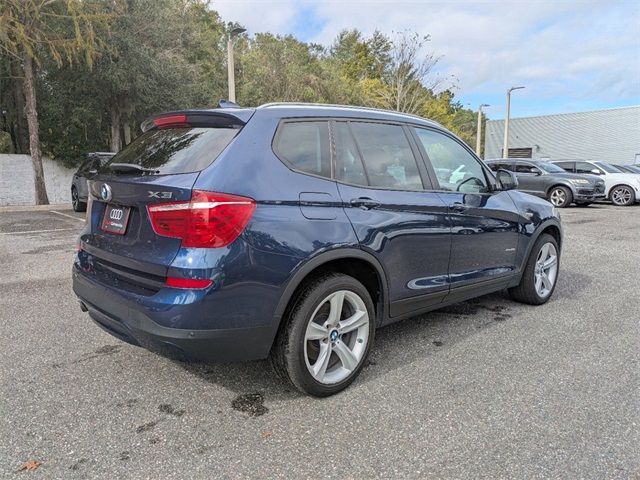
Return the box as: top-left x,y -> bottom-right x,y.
568,179 -> 590,185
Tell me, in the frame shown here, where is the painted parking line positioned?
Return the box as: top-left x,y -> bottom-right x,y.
50,210 -> 85,222
0,228 -> 79,235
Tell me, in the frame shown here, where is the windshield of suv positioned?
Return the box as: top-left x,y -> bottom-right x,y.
593,161 -> 622,174
537,162 -> 567,174
101,127 -> 239,175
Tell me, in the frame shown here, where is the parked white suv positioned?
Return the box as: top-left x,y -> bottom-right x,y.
552,160 -> 640,206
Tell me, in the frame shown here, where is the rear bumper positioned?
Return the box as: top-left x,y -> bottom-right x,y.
72,264 -> 274,362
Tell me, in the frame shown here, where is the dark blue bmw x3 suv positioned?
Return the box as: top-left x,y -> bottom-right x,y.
73,103 -> 562,396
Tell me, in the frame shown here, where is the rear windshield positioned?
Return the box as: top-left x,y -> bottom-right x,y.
101,127 -> 238,175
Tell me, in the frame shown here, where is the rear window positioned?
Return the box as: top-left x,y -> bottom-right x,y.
102,127 -> 238,175
274,121 -> 331,177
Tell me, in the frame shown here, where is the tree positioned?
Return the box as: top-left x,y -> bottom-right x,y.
237,33 -> 326,106
0,0 -> 109,204
375,32 -> 442,115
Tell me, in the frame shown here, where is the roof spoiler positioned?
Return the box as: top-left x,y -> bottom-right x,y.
141,108 -> 253,133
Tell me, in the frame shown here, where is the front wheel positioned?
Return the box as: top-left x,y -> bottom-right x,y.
610,185 -> 635,206
271,273 -> 375,397
509,233 -> 560,305
548,186 -> 572,208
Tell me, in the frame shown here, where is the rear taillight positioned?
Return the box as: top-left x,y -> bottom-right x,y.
147,190 -> 256,248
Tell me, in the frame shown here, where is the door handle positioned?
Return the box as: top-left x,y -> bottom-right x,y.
350,197 -> 381,210
450,203 -> 470,212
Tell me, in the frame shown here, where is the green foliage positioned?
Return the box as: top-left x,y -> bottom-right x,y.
0,131 -> 10,153
0,1 -> 483,165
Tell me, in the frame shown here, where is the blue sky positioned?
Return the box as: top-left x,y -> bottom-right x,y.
213,0 -> 640,119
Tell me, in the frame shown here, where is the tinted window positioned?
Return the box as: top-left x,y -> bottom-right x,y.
350,122 -> 423,190
275,121 -> 330,177
538,162 -> 566,173
487,163 -> 500,172
576,162 -> 601,175
554,162 -> 574,172
414,128 -> 489,193
334,122 -> 368,186
515,163 -> 540,174
103,127 -> 238,175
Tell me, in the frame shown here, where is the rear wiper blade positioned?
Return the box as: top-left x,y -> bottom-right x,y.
108,163 -> 160,174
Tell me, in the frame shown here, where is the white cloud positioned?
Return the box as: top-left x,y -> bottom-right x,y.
211,0 -> 640,105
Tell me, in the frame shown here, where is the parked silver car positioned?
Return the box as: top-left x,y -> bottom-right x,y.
486,159 -> 605,207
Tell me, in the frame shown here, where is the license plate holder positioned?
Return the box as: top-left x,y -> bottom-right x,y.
101,204 -> 131,235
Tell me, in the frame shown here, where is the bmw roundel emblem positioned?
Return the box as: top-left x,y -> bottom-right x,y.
101,183 -> 112,202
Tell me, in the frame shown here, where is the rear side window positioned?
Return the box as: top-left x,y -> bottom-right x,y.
103,127 -> 238,175
349,122 -> 423,190
275,121 -> 331,177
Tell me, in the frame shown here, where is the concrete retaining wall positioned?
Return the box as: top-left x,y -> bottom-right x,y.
0,154 -> 75,206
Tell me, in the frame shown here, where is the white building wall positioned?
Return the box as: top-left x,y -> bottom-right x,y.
0,154 -> 75,206
484,106 -> 640,164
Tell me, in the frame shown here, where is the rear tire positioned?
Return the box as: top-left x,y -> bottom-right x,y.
548,186 -> 572,208
271,273 -> 375,397
509,233 -> 559,305
609,185 -> 635,206
72,186 -> 86,212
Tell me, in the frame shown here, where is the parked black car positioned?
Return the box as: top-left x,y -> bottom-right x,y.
73,103 -> 563,396
71,152 -> 115,212
486,159 -> 605,207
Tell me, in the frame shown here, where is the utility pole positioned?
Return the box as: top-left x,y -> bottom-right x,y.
227,27 -> 246,103
476,104 -> 489,157
503,86 -> 525,157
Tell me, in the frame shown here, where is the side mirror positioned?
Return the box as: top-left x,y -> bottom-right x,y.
590,169 -> 601,175
496,169 -> 518,191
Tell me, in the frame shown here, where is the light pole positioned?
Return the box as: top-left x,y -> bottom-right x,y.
227,27 -> 246,103
476,104 -> 489,157
502,86 -> 525,158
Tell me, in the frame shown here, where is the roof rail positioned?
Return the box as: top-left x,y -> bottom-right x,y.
257,102 -> 441,126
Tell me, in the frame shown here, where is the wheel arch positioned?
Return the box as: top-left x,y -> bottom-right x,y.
519,219 -> 563,273
272,248 -> 389,331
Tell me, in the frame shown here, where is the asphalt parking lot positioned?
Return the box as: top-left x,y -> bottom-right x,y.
1,204 -> 638,479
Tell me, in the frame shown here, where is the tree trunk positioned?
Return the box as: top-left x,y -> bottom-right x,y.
110,105 -> 122,152
22,53 -> 49,205
11,59 -> 26,153
123,122 -> 131,146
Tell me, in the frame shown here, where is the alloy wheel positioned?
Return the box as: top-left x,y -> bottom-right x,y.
611,187 -> 632,206
303,290 -> 370,385
534,242 -> 558,298
549,188 -> 566,206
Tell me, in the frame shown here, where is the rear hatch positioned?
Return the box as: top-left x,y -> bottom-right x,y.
79,109 -> 253,294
